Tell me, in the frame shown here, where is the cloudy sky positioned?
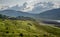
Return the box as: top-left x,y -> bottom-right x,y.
0,0 -> 60,13
0,0 -> 60,6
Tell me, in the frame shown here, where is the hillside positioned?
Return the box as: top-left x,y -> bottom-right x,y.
38,8 -> 60,20
0,19 -> 60,37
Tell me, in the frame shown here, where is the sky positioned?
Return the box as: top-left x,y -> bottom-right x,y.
0,0 -> 60,13
0,0 -> 60,6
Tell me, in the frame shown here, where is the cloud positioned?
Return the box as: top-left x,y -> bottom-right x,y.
22,1 -> 60,13
53,2 -> 60,8
0,0 -> 27,6
0,0 -> 60,6
0,0 -> 60,13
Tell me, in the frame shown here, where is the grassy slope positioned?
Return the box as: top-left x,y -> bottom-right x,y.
0,19 -> 60,37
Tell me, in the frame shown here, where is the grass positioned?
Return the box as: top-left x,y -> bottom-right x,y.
0,19 -> 60,37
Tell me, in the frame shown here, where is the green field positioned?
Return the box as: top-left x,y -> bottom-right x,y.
0,19 -> 60,37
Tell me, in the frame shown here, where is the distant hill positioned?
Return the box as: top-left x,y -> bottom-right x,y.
0,10 -> 36,17
1,8 -> 60,20
38,8 -> 60,20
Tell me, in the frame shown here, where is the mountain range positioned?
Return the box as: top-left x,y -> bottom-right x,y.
38,8 -> 60,20
0,10 -> 36,18
0,8 -> 60,20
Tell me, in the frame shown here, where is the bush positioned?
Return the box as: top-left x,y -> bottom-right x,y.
28,23 -> 32,26
19,33 -> 23,37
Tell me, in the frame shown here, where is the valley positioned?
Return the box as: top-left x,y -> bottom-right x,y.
0,14 -> 59,37
0,0 -> 60,37
0,8 -> 60,37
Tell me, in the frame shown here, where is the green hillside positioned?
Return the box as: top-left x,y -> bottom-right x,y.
0,19 -> 60,37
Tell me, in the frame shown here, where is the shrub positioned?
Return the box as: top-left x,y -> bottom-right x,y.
19,33 -> 23,37
28,23 -> 32,26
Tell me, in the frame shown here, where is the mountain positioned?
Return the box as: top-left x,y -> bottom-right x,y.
38,8 -> 60,20
1,8 -> 60,20
0,10 -> 36,17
